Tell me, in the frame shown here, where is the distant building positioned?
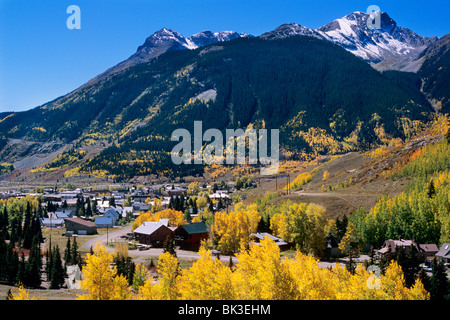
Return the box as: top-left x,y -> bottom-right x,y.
95,217 -> 114,228
132,202 -> 149,212
250,232 -> 290,251
104,208 -> 120,225
163,186 -> 187,197
41,218 -> 65,228
418,244 -> 439,260
49,211 -> 71,219
378,239 -> 418,255
324,233 -> 341,258
65,217 -> 97,235
378,239 -> 439,261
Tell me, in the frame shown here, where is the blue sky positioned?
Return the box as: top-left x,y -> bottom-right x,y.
0,0 -> 449,112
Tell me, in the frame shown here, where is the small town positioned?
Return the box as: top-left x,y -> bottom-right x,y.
0,168 -> 449,300
1,0 -> 449,308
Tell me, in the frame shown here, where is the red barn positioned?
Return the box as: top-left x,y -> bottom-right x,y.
174,222 -> 208,251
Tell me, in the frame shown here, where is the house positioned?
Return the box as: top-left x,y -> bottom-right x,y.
418,244 -> 439,259
65,217 -> 97,235
250,232 -> 290,251
60,189 -> 82,199
95,217 -> 114,228
134,219 -> 173,247
41,218 -> 65,228
174,222 -> 209,250
377,239 -> 419,255
104,208 -> 120,225
121,206 -> 133,219
324,233 -> 341,258
378,239 -> 439,261
49,211 -> 71,219
132,202 -> 149,212
163,186 -> 187,197
436,243 -> 450,264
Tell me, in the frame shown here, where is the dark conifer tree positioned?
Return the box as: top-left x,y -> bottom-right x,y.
50,246 -> 66,289
22,204 -> 33,249
0,234 -> 8,283
6,242 -> 18,284
109,196 -> 116,207
70,237 -> 81,268
16,252 -> 26,286
64,237 -> 71,267
25,236 -> 42,288
162,235 -> 177,257
0,206 -> 9,240
86,198 -> 92,217
430,257 -> 450,300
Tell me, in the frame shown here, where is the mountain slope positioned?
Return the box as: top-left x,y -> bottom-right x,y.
0,12 -> 446,181
83,28 -> 250,88
65,36 -> 435,180
418,33 -> 450,113
261,12 -> 437,72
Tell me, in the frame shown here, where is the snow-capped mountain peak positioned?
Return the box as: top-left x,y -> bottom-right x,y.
315,11 -> 437,71
259,11 -> 438,72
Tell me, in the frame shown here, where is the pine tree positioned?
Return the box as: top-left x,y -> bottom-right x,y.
22,203 -> 33,250
25,236 -> 42,288
0,206 -> 9,240
6,242 -> 18,285
427,179 -> 436,198
16,252 -> 26,286
64,237 -> 71,267
50,246 -> 66,289
0,233 -> 8,283
345,254 -> 356,275
6,289 -> 13,300
109,196 -> 116,207
71,237 -> 81,267
163,235 -> 177,257
86,198 -> 92,217
430,257 -> 450,300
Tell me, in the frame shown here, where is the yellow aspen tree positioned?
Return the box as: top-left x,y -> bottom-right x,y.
8,284 -> 41,300
112,274 -> 133,300
305,203 -> 328,256
178,246 -> 234,300
338,221 -> 358,256
136,277 -> 162,300
132,263 -> 149,290
77,243 -> 117,300
323,170 -> 330,181
233,237 -> 296,300
157,252 -> 181,300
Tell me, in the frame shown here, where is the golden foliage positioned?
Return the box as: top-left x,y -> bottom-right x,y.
131,208 -> 187,231
73,240 -> 429,301
77,243 -> 117,300
210,204 -> 261,255
7,284 -> 41,300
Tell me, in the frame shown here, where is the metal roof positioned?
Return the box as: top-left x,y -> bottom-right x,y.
180,222 -> 208,234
